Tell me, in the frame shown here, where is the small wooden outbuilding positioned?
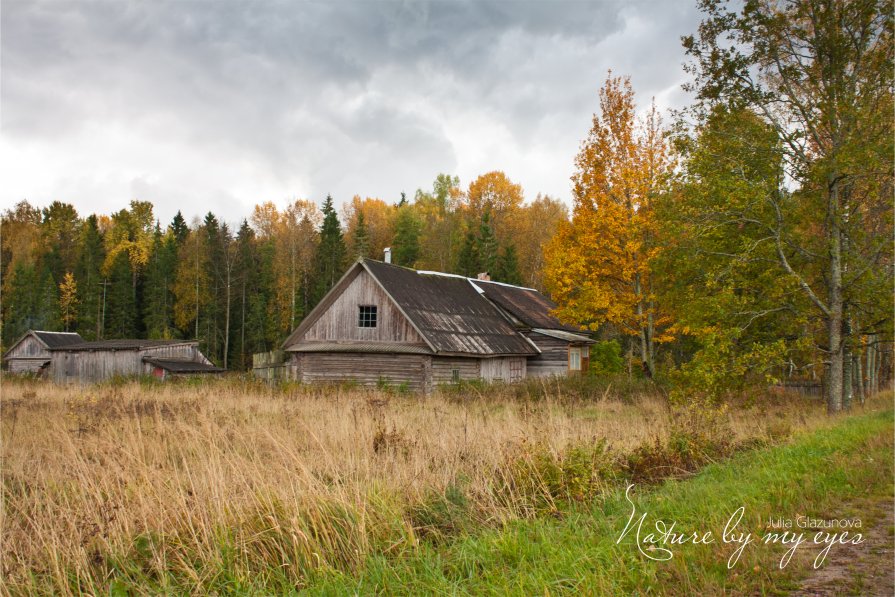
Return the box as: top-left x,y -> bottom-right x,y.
281,259 -> 594,391
2,330 -> 85,375
47,339 -> 222,383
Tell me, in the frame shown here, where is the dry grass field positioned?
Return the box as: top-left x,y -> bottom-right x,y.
0,375 -> 887,595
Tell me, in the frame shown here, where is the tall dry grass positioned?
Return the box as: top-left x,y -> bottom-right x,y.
0,375 -> 870,594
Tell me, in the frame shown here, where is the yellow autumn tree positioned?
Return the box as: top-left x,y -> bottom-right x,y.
544,74 -> 673,376
58,272 -> 79,332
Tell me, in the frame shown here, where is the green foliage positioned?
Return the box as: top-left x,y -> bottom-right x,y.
492,243 -> 522,285
313,195 -> 347,305
391,206 -> 421,267
588,340 -> 624,376
104,250 -> 137,339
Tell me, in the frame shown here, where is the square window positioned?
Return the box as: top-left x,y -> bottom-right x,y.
358,305 -> 378,328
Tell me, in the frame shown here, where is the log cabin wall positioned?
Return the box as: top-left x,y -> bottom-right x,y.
480,356 -> 527,382
294,353 -> 431,392
431,356 -> 481,385
4,336 -> 51,373
524,333 -> 571,378
301,270 -> 425,345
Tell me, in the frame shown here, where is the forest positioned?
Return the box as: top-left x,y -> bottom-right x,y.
1,0 -> 892,414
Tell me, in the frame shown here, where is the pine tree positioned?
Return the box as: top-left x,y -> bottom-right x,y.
313,195 -> 346,304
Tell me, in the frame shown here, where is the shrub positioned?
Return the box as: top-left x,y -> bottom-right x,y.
589,340 -> 625,376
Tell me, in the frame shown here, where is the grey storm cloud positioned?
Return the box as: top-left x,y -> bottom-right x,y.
0,0 -> 702,225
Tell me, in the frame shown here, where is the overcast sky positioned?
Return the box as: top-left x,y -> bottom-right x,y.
1,1 -> 702,226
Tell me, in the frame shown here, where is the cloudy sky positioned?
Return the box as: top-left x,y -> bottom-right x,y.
1,1 -> 702,225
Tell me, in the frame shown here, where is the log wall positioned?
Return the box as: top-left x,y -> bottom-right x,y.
294,352 -> 431,392
524,333 -> 571,378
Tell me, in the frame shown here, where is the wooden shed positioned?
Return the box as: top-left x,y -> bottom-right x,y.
281,259 -> 593,391
47,339 -> 221,383
2,330 -> 84,375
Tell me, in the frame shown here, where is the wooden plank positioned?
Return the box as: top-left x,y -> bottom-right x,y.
300,269 -> 426,345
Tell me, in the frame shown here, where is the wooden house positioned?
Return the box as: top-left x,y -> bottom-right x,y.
281,259 -> 593,391
46,339 -> 222,383
2,330 -> 85,375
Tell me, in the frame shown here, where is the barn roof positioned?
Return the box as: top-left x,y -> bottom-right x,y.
143,357 -> 224,373
32,331 -> 86,348
473,280 -> 583,332
364,260 -> 538,356
282,260 -> 594,357
48,339 -> 197,352
2,330 -> 85,361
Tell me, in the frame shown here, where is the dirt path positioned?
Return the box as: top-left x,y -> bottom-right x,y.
794,499 -> 894,596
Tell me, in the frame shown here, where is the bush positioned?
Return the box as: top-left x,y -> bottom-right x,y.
589,340 -> 625,376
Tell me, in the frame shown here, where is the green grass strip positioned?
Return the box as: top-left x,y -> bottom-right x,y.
307,409 -> 894,596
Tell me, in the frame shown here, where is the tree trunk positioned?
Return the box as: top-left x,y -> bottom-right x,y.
842,315 -> 853,410
825,181 -> 844,414
240,278 -> 246,371
223,264 -> 231,369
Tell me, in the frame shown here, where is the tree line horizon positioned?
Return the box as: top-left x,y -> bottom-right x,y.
1,0 -> 891,413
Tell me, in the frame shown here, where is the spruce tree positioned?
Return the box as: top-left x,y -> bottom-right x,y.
143,223 -> 178,339
104,251 -> 137,338
313,195 -> 346,305
353,210 -> 370,259
476,210 -> 499,276
494,243 -> 523,285
392,206 -> 421,267
456,229 -> 479,277
75,215 -> 105,340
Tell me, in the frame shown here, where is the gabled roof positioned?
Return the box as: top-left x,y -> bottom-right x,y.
473,280 -> 583,332
283,260 -> 538,357
3,330 -> 85,360
32,331 -> 85,348
531,328 -> 595,344
49,339 -> 197,352
142,357 -> 224,373
364,260 -> 538,356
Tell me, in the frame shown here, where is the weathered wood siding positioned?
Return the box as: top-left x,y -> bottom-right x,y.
480,356 -> 526,382
431,356 -> 481,384
5,335 -> 49,359
300,270 -> 425,345
51,344 -> 202,383
524,333 -> 570,378
294,352 -> 431,392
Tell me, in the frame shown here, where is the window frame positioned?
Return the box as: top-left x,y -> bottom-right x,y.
357,304 -> 378,328
568,346 -> 582,371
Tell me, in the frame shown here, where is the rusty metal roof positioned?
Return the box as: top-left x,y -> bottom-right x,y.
473,280 -> 583,332
363,260 -> 537,356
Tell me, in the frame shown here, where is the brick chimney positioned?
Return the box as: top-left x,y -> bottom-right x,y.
476,272 -> 490,281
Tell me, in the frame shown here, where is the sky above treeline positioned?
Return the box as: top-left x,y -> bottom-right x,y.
1,0 -> 702,225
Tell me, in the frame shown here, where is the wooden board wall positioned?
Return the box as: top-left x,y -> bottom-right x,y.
300,270 -> 425,345
524,333 -> 570,378
295,352 -> 431,392
51,344 -> 202,383
4,334 -> 50,359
